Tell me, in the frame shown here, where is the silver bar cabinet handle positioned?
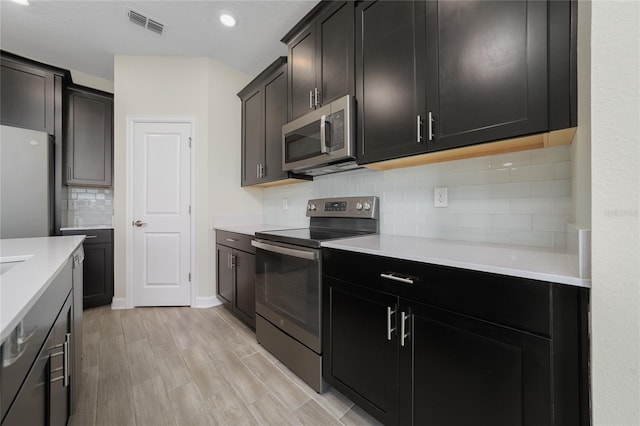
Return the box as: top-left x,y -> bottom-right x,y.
63,333 -> 70,387
380,273 -> 414,285
428,111 -> 434,141
85,235 -> 98,239
309,90 -> 314,109
387,306 -> 396,341
314,87 -> 320,106
400,311 -> 409,347
226,238 -> 238,242
417,115 -> 423,143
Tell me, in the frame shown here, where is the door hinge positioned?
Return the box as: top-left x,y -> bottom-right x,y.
188,272 -> 191,282
188,137 -> 192,148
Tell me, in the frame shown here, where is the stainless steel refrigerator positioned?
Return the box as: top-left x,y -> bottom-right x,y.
1,125 -> 53,238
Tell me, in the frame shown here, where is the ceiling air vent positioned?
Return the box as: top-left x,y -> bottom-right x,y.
127,9 -> 165,35
146,19 -> 164,35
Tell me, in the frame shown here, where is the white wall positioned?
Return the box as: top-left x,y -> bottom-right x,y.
113,56 -> 253,306
590,1 -> 640,424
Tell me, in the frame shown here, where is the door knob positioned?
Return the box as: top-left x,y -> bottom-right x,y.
133,220 -> 146,227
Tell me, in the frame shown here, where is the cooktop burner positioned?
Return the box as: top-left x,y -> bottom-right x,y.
255,196 -> 379,248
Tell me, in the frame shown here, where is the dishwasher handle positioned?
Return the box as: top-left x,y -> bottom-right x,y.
251,240 -> 318,261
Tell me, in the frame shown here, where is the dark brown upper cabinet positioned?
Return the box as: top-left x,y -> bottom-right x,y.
1,59 -> 56,134
238,57 -> 294,187
282,1 -> 355,121
355,0 -> 428,165
355,0 -> 577,167
64,86 -> 113,187
425,0 -> 549,152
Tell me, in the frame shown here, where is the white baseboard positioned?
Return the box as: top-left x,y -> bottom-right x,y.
110,298 -> 130,310
194,296 -> 222,308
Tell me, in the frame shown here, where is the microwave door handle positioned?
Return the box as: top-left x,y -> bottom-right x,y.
320,115 -> 328,154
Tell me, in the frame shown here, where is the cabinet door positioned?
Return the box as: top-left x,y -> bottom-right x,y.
82,242 -> 114,309
65,89 -> 113,186
323,276 -> 399,425
233,249 -> 256,328
425,0 -> 548,151
241,88 -> 264,186
216,244 -> 234,307
316,1 -> 355,106
288,28 -> 317,121
402,301 -> 551,426
49,295 -> 72,426
263,65 -> 288,183
0,59 -> 55,134
355,0 -> 427,165
1,336 -> 50,426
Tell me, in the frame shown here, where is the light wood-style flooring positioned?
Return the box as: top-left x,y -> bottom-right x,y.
69,305 -> 381,425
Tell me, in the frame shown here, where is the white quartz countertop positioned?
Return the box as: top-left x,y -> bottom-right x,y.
214,224 -> 297,236
1,236 -> 85,341
322,234 -> 590,288
60,225 -> 113,231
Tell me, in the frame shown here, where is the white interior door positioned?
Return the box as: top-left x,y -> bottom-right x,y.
133,122 -> 191,306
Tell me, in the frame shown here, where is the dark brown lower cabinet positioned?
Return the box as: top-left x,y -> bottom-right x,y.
2,293 -> 72,426
61,229 -> 114,308
323,248 -> 589,426
216,231 -> 256,328
404,301 -> 551,426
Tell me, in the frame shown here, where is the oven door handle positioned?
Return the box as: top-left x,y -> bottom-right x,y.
251,240 -> 318,261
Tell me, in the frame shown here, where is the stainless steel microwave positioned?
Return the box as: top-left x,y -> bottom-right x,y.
282,95 -> 356,175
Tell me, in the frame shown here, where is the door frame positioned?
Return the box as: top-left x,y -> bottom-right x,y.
125,116 -> 197,308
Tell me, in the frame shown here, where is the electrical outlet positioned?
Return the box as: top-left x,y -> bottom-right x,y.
282,198 -> 289,210
434,187 -> 448,208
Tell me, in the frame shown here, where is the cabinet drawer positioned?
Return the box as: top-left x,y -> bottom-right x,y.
61,229 -> 112,244
216,230 -> 254,254
323,248 -> 551,337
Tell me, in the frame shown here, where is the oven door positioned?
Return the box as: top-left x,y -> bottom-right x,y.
252,239 -> 322,353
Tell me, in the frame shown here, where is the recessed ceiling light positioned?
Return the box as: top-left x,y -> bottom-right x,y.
10,0 -> 29,5
219,13 -> 237,28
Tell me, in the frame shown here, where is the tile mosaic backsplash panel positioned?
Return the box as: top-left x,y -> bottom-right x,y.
263,145 -> 573,249
62,186 -> 113,226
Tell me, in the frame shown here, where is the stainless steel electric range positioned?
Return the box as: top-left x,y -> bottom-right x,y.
252,196 -> 380,393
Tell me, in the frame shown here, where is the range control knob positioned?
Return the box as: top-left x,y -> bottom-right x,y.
308,203 -> 317,211
363,202 -> 372,211
355,202 -> 363,211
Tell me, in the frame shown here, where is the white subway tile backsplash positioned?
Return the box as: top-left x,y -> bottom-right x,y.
553,198 -> 572,214
510,198 -> 554,214
490,182 -> 531,198
554,162 -> 572,179
530,179 -> 571,197
456,185 -> 491,200
491,215 -> 531,230
458,214 -> 492,229
510,164 -> 556,182
532,214 -> 571,232
262,146 -> 574,249
64,186 -> 114,227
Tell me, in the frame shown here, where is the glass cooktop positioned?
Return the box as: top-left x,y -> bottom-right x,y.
255,228 -> 369,248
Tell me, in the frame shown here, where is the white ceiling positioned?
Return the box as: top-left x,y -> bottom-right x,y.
0,0 -> 318,81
